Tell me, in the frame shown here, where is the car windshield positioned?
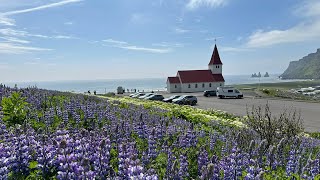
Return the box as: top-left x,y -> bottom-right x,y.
170,95 -> 179,99
176,96 -> 186,100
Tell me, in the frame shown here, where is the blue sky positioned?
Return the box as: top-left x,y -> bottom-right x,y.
0,0 -> 320,82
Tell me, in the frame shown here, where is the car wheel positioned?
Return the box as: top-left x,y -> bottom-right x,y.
191,101 -> 196,106
207,94 -> 210,97
178,101 -> 183,105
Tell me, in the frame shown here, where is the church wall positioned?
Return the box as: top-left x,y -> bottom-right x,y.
180,82 -> 224,93
167,81 -> 181,93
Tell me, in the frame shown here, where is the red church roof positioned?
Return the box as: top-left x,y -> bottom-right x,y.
177,70 -> 224,83
212,74 -> 225,82
208,44 -> 223,65
167,77 -> 181,84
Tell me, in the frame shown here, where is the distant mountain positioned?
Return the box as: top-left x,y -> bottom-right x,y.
281,48 -> 320,79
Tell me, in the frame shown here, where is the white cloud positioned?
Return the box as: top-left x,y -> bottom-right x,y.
245,0 -> 320,48
0,28 -> 48,38
103,39 -> 128,45
152,42 -> 185,48
220,46 -> 251,52
53,35 -> 77,39
1,0 -> 83,16
0,36 -> 30,44
186,0 -> 227,10
117,45 -> 171,53
174,28 -> 190,34
0,0 -> 82,26
64,21 -> 74,25
0,42 -> 52,54
0,28 -> 77,40
103,39 -> 171,54
0,16 -> 15,26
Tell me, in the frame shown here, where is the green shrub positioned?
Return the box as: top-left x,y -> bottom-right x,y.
245,103 -> 304,147
1,92 -> 29,126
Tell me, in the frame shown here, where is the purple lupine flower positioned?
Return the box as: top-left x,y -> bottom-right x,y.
276,138 -> 287,166
286,149 -> 296,177
198,148 -> 209,174
310,159 -> 319,179
148,128 -> 157,160
178,154 -> 189,178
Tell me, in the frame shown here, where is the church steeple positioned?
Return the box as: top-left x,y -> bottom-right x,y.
208,44 -> 223,74
208,44 -> 223,65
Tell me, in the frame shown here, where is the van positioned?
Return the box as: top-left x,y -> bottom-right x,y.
216,87 -> 243,99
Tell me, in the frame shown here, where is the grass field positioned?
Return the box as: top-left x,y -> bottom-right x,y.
234,80 -> 320,90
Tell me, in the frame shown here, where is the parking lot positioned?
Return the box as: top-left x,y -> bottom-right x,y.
129,91 -> 320,132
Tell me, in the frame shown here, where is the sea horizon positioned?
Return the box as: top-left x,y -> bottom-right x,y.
2,74 -> 308,94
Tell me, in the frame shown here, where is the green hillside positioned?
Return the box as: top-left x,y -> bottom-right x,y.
281,49 -> 320,79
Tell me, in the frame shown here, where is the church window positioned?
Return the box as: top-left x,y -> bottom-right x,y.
209,83 -> 212,87
195,84 -> 198,88
188,84 -> 191,88
220,83 -> 222,86
202,83 -> 205,88
175,85 -> 177,88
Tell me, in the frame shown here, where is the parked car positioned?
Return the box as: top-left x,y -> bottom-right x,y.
203,90 -> 217,97
172,95 -> 197,106
139,93 -> 154,99
129,92 -> 139,97
131,93 -> 145,98
216,87 -> 243,99
163,95 -> 181,103
145,94 -> 164,101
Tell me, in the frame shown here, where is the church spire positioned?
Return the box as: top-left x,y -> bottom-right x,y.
208,44 -> 223,65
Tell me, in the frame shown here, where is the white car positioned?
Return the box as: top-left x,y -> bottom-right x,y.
217,87 -> 243,99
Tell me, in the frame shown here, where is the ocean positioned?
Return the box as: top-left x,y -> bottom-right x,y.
2,74 -> 301,94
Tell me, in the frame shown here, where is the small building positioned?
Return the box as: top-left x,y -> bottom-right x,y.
167,44 -> 225,93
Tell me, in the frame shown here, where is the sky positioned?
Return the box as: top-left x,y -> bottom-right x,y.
0,0 -> 320,82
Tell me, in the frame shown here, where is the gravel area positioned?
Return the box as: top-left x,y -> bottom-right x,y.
128,91 -> 320,132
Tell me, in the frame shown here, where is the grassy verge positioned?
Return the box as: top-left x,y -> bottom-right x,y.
234,80 -> 320,102
101,96 -> 246,129
234,80 -> 320,90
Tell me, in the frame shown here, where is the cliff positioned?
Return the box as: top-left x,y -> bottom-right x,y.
281,48 -> 320,79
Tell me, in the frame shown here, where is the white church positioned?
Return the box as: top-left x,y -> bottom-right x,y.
167,44 -> 225,93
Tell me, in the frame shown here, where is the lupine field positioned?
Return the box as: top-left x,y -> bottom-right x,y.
0,84 -> 320,179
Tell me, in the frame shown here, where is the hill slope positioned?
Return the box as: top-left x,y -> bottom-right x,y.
281,49 -> 320,79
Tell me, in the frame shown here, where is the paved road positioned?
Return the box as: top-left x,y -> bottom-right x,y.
159,92 -> 320,132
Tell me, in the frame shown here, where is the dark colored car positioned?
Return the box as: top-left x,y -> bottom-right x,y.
172,95 -> 197,106
145,94 -> 164,101
204,90 -> 217,97
162,95 -> 181,103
